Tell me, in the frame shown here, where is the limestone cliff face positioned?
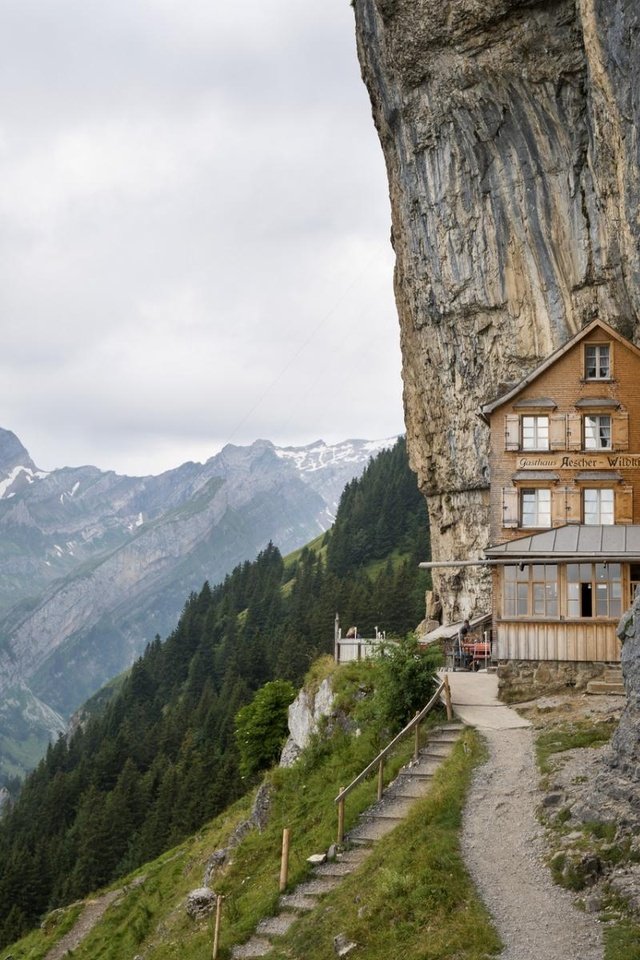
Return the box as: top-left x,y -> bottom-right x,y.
353,0 -> 640,619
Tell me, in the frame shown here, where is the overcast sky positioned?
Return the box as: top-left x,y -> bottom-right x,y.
0,0 -> 402,476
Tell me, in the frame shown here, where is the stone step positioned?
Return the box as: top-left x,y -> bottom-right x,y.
419,748 -> 453,760
395,768 -> 436,781
278,893 -> 317,912
366,797 -> 416,819
385,783 -> 429,800
314,860 -> 357,877
586,679 -> 625,696
347,817 -> 401,843
337,846 -> 371,863
231,936 -> 273,958
294,877 -> 342,897
256,913 -> 299,937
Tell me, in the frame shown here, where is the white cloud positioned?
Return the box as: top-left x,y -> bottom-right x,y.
0,0 -> 403,475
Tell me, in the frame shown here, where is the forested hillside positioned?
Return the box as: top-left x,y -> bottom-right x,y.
0,438 -> 429,948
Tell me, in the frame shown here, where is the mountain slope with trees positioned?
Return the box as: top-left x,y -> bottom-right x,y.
0,437 -> 430,948
0,430 -> 390,782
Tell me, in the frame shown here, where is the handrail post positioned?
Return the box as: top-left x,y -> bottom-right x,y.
337,787 -> 345,844
377,759 -> 384,801
444,675 -> 453,722
212,894 -> 223,959
413,710 -> 420,761
279,828 -> 291,892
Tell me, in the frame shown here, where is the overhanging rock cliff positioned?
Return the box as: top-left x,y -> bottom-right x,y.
353,0 -> 640,619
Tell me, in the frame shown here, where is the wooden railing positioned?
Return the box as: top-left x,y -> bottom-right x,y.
334,676 -> 453,843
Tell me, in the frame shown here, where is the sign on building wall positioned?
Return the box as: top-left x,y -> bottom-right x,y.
516,454 -> 640,470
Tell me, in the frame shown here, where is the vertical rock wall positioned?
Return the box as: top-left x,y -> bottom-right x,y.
353,0 -> 640,620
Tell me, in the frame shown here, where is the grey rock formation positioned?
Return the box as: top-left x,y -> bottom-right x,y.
610,593 -> 640,787
186,887 -> 216,921
203,783 -> 274,886
568,595 -> 640,828
279,676 -> 335,767
353,0 -> 640,618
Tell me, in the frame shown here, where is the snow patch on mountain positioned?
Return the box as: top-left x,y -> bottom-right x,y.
0,465 -> 49,499
275,437 -> 398,516
275,437 -> 395,473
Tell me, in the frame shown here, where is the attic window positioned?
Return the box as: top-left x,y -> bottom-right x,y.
585,344 -> 611,380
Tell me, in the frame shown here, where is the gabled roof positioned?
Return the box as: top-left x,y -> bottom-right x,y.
485,524 -> 640,559
480,319 -> 640,418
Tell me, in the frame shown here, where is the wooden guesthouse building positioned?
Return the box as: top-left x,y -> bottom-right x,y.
480,318 -> 640,670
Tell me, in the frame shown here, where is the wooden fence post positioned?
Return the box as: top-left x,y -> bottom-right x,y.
212,894 -> 223,959
377,759 -> 384,801
337,788 -> 345,844
279,828 -> 291,892
413,711 -> 420,761
444,675 -> 453,722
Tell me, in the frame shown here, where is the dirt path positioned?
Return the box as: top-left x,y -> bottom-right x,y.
462,727 -> 603,960
44,890 -> 121,960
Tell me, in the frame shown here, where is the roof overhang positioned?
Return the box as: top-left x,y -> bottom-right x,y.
485,524 -> 640,560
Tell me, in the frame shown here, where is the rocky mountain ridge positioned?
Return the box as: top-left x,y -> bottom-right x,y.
0,428 -> 394,779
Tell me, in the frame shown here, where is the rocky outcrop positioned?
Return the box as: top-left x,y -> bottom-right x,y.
567,594 -> 640,829
203,783 -> 274,887
608,594 -> 640,789
279,676 -> 335,767
186,887 -> 217,921
353,0 -> 640,619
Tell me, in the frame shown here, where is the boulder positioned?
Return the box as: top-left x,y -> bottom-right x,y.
186,887 -> 216,921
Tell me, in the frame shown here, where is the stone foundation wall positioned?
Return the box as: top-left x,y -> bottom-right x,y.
497,660 -> 610,702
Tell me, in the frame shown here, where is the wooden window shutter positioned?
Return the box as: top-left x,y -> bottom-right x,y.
549,414 -> 566,451
551,487 -> 567,527
565,486 -> 582,524
615,485 -> 634,525
612,412 -> 629,451
502,487 -> 519,528
504,415 -> 520,452
567,414 -> 582,451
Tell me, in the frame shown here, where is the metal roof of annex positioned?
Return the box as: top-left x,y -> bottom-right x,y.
484,524 -> 640,559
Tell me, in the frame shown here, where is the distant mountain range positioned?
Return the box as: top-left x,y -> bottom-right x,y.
0,428 -> 394,779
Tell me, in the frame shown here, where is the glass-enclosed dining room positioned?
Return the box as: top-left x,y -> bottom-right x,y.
501,561 -> 624,621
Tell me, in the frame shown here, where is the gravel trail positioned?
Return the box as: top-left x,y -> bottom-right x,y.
44,890 -> 121,960
462,727 -> 603,960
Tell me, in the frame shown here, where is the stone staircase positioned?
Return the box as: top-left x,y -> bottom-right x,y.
230,723 -> 464,958
586,667 -> 625,696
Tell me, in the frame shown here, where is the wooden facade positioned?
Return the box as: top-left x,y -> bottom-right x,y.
481,319 -> 640,664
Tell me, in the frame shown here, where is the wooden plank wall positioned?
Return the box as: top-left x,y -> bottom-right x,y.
495,621 -> 621,662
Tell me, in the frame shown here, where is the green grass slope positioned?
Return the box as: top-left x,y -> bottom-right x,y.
4,660 -> 498,960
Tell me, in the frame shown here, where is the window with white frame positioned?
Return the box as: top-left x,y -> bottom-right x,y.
584,414 -> 611,449
566,562 -> 621,618
585,343 -> 610,379
520,488 -> 551,528
583,488 -> 614,525
521,415 -> 549,450
503,564 -> 558,618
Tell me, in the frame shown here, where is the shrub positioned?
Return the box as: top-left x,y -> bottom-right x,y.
235,680 -> 297,778
375,635 -> 441,730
